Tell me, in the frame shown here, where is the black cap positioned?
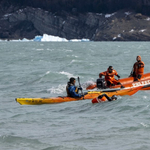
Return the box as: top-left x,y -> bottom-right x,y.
112,95 -> 117,100
69,77 -> 76,83
108,66 -> 113,69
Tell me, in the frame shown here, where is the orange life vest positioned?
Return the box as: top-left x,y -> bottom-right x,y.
133,61 -> 144,75
99,70 -> 118,82
92,96 -> 107,103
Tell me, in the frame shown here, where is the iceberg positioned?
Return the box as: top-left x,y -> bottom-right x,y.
34,34 -> 90,42
40,34 -> 68,42
33,36 -> 43,42
0,34 -> 90,42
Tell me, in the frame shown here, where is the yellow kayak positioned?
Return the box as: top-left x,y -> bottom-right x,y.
16,86 -> 140,105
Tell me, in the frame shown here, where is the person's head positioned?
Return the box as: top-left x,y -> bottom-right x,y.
69,77 -> 76,85
108,66 -> 113,73
136,55 -> 141,62
111,95 -> 117,101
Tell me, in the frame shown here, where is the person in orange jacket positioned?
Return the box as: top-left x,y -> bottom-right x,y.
129,55 -> 144,81
99,66 -> 121,87
92,94 -> 117,103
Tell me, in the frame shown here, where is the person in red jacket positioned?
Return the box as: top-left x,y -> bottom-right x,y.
92,94 -> 117,103
99,66 -> 121,87
129,55 -> 144,81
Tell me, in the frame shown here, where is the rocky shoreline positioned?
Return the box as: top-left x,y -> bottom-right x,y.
0,5 -> 150,41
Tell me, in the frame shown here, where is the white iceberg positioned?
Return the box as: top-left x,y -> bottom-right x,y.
0,34 -> 90,42
40,34 -> 68,42
33,36 -> 43,41
34,34 -> 90,42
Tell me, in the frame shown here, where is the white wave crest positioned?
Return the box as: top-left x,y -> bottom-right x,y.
36,49 -> 44,51
47,84 -> 66,94
140,122 -> 148,127
83,80 -> 96,88
59,71 -> 75,78
70,59 -> 81,64
45,71 -> 50,75
143,96 -> 147,99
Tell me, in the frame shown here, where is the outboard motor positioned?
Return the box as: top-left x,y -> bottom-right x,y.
96,78 -> 106,89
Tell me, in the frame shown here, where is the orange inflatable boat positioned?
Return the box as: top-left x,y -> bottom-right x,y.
86,72 -> 150,90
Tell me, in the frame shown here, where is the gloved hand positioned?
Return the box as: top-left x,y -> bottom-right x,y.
137,74 -> 142,79
78,87 -> 83,91
80,94 -> 84,98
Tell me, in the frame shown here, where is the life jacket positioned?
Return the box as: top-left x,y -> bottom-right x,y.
133,61 -> 144,75
66,82 -> 78,97
92,96 -> 107,103
100,70 -> 118,81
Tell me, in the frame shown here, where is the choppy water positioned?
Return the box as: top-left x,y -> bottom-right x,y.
1,41 -> 150,150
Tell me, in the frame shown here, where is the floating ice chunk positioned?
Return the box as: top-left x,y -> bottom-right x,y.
70,38 -> 90,42
81,39 -> 90,42
22,38 -> 31,41
10,38 -> 31,42
70,39 -> 80,42
34,36 -> 43,41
